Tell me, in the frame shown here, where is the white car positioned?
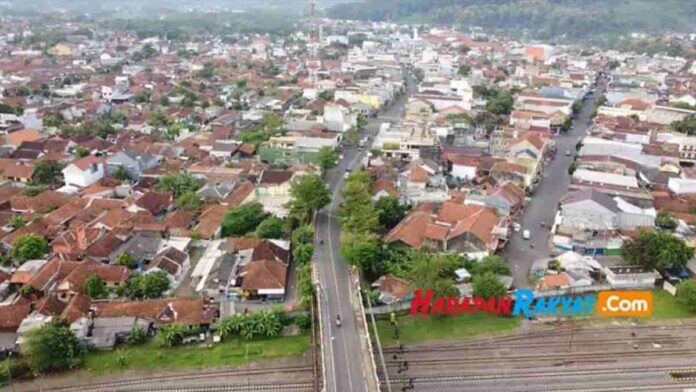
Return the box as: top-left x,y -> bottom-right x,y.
522,230 -> 531,240
513,223 -> 521,232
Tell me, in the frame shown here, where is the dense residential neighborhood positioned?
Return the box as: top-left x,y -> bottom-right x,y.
0,2 -> 694,391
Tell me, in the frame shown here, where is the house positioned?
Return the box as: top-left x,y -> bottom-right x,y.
537,274 -> 571,291
371,275 -> 412,305
147,247 -> 190,285
449,156 -> 479,181
55,261 -> 131,302
93,298 -> 215,327
197,181 -> 236,202
5,129 -> 42,148
132,191 -> 173,215
256,170 -> 294,197
372,178 -> 398,202
105,151 -> 160,181
385,203 -> 503,259
62,156 -> 105,188
604,266 -> 659,289
559,189 -> 655,232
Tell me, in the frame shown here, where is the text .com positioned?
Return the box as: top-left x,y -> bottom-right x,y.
409,289 -> 653,318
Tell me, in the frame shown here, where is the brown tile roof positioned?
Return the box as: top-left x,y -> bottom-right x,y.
195,204 -> 228,239
373,178 -> 398,197
60,261 -> 131,293
224,181 -> 254,207
6,129 -> 42,147
85,232 -> 123,260
70,155 -> 101,171
149,247 -> 188,276
377,275 -> 412,300
0,299 -> 31,332
258,170 -> 293,185
27,259 -> 81,292
94,298 -> 214,325
136,191 -> 172,215
1,163 -> 35,180
164,210 -> 194,229
241,259 -> 287,291
409,165 -> 429,183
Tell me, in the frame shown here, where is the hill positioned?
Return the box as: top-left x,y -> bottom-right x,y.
327,0 -> 696,44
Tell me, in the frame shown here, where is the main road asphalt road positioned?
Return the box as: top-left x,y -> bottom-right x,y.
315,73 -> 417,392
501,73 -> 609,287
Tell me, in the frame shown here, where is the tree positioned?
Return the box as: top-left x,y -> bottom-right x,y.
9,215 -> 24,230
406,251 -> 466,298
291,225 -> 314,246
655,211 -> 677,230
148,111 -> 170,128
597,94 -> 608,107
293,243 -> 314,266
123,271 -> 171,299
116,252 -> 137,269
158,95 -> 170,106
485,91 -> 514,115
671,115 -> 696,136
73,146 -> 90,158
339,175 -> 379,234
12,235 -> 48,262
375,197 -> 409,231
84,273 -> 108,299
318,90 -> 334,101
28,319 -> 85,373
287,174 -> 331,224
458,45 -> 471,54
457,64 -> 471,76
572,100 -> 583,115
255,216 -> 285,239
176,192 -> 202,213
472,272 -> 507,299
126,325 -> 147,346
112,166 -> 130,181
622,230 -> 693,270
560,118 -> 572,133
221,202 -> 267,237
474,255 -> 511,276
340,231 -> 383,279
677,279 -> 696,312
156,324 -> 189,347
32,160 -> 62,185
156,173 -> 202,198
317,146 -> 339,173
568,161 -> 578,175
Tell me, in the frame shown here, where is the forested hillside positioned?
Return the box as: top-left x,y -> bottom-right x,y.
328,0 -> 695,44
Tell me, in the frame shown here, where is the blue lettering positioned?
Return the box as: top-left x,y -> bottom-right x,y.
569,297 -> 584,315
561,296 -> 574,316
533,297 -> 547,315
546,297 -> 561,315
583,295 -> 597,315
512,289 -> 534,317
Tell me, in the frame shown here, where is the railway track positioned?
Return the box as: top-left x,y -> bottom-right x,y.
382,364 -> 696,384
45,365 -> 314,392
123,382 -> 314,391
383,347 -> 696,367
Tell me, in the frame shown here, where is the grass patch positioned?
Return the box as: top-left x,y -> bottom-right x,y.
84,333 -> 310,373
649,289 -> 694,320
375,313 -> 520,347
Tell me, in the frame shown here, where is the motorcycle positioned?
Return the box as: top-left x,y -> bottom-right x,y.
336,315 -> 342,327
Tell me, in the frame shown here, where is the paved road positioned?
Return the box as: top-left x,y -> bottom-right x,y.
315,73 -> 416,392
501,74 -> 609,287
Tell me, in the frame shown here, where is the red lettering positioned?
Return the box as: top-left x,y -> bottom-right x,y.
458,297 -> 472,314
447,297 -> 462,315
410,289 -> 433,316
483,297 -> 497,314
496,296 -> 512,315
472,296 -> 486,313
430,296 -> 445,315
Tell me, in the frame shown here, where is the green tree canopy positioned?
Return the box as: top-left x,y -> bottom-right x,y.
472,272 -> 507,299
117,252 -> 137,269
405,251 -> 466,298
123,271 -> 171,299
156,173 -> 202,198
221,202 -> 267,237
12,234 -> 48,262
317,146 -> 339,172
254,216 -> 286,239
375,196 -> 409,231
677,279 -> 696,312
84,273 -> 108,299
622,230 -> 693,270
28,319 -> 85,373
287,174 -> 331,224
291,225 -> 314,246
32,160 -> 63,185
457,64 -> 471,76
339,174 -> 379,234
473,255 -> 511,276
293,243 -> 315,266
340,231 -> 383,280
655,211 -> 677,231
671,116 -> 696,136
176,191 -> 202,213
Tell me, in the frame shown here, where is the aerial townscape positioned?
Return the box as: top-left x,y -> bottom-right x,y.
0,0 -> 694,391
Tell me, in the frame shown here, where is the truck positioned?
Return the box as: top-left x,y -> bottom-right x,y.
522,230 -> 531,240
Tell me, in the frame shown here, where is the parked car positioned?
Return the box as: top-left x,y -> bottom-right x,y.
565,150 -> 571,156
523,230 -> 531,240
513,223 -> 521,232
